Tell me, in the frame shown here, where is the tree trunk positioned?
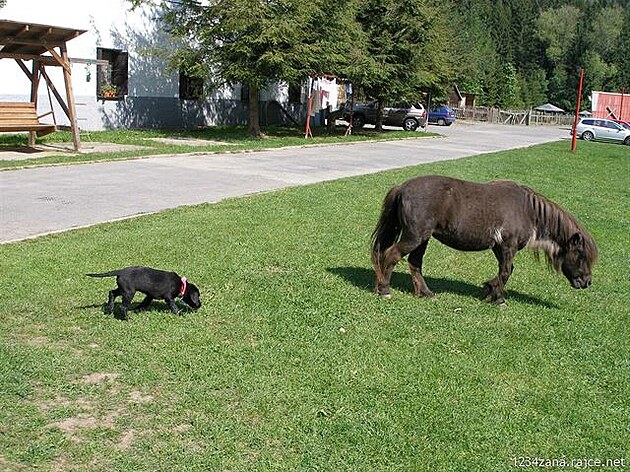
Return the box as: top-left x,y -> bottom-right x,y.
247,84 -> 262,138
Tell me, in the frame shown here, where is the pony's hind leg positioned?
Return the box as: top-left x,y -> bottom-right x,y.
376,238 -> 422,298
408,240 -> 435,299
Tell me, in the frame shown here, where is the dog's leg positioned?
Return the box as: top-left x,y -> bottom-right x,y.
134,295 -> 153,311
165,297 -> 179,314
106,288 -> 120,314
119,291 -> 134,321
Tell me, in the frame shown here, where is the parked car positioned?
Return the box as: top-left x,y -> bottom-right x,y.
428,105 -> 456,126
573,118 -> 630,145
612,119 -> 630,131
344,101 -> 427,131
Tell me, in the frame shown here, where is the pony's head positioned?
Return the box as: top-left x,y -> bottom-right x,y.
526,189 -> 598,290
556,232 -> 598,289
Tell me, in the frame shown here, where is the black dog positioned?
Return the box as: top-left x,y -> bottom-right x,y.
87,266 -> 201,320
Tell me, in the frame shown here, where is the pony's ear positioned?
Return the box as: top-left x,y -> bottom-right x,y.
569,232 -> 583,247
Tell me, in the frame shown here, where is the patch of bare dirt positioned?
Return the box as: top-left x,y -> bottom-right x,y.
118,429 -> 136,451
37,371 -> 158,455
81,372 -> 120,384
129,390 -> 154,404
46,411 -> 119,443
0,456 -> 30,471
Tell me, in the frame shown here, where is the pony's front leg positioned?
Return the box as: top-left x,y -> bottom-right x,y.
483,244 -> 516,304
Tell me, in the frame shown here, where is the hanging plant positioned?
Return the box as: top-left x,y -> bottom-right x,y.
100,84 -> 119,98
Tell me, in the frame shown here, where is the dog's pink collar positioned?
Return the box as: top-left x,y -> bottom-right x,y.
179,277 -> 187,297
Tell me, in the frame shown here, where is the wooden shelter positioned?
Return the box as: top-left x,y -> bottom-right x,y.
0,19 -> 86,150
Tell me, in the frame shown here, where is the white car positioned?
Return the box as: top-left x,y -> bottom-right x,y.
574,118 -> 630,145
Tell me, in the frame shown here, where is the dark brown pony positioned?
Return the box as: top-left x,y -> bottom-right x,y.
372,175 -> 598,304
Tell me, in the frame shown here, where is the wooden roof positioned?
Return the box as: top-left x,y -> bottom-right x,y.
0,19 -> 86,57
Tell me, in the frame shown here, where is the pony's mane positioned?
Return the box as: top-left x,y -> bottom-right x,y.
523,186 -> 598,272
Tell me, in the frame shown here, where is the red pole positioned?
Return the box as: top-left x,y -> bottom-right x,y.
304,78 -> 314,138
304,95 -> 313,138
621,87 -> 626,121
571,68 -> 584,152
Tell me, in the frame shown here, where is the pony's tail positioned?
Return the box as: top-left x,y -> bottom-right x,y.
371,185 -> 403,281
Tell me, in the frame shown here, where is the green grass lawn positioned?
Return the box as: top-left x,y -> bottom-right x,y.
0,141 -> 628,471
0,126 -> 436,170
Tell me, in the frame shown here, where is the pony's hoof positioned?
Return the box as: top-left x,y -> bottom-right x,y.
497,301 -> 508,309
381,293 -> 392,299
424,291 -> 437,300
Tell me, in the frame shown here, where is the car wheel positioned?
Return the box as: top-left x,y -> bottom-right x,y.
403,118 -> 419,131
352,115 -> 365,128
437,118 -> 446,126
582,131 -> 594,141
624,136 -> 630,146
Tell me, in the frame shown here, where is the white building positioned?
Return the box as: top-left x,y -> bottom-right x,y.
0,0 -> 305,130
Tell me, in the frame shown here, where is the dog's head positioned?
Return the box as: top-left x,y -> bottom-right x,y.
182,282 -> 201,309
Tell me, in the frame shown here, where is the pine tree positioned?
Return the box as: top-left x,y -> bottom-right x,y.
355,0 -> 453,130
131,0 -> 363,137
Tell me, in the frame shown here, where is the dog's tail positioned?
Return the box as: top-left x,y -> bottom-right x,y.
86,270 -> 122,278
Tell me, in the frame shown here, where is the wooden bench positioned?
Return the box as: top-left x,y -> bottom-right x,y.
0,102 -> 56,137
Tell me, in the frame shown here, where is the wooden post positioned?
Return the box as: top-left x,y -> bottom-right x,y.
28,60 -> 40,147
60,43 -> 81,151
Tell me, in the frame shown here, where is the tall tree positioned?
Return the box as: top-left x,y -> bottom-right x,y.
355,0 -> 453,130
448,9 -> 501,105
518,67 -> 548,108
616,6 -> 630,90
496,62 -> 520,109
536,5 -> 582,67
449,0 -> 628,109
583,5 -> 625,91
130,0 -> 362,137
535,5 -> 582,108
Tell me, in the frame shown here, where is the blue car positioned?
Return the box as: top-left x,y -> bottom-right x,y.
428,105 -> 456,126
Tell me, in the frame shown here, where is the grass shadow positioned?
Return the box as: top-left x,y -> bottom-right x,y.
327,266 -> 558,308
77,301 -> 192,319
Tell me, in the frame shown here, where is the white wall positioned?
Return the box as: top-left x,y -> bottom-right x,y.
0,0 -> 298,129
0,0 -> 182,98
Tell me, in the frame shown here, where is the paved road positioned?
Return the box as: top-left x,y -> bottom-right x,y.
1,123 -> 566,243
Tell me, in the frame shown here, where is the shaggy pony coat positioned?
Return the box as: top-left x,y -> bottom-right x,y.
371,175 -> 597,304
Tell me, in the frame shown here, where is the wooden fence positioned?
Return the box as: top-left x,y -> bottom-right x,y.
453,106 -> 575,126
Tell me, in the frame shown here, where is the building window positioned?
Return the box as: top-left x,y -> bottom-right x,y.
179,71 -> 204,100
97,47 -> 128,99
